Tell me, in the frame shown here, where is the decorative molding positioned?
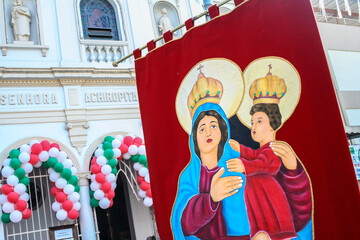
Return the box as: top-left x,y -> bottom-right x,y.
64,109 -> 89,155
0,44 -> 49,57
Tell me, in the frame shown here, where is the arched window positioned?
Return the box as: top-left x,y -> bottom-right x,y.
80,0 -> 120,40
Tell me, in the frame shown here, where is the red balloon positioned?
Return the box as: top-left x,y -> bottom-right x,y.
7,192 -> 19,203
90,164 -> 101,174
91,158 -> 97,165
67,209 -> 79,220
117,154 -> 123,160
52,182 -> 56,187
62,200 -> 73,212
101,182 -> 112,193
119,144 -> 128,153
140,181 -> 150,191
123,136 -> 133,146
29,154 -> 39,165
50,143 -> 60,150
31,143 -> 43,155
107,190 -> 115,199
15,199 -> 27,211
22,208 -> 32,219
55,192 -> 67,203
1,184 -> 13,195
133,137 -> 143,147
109,200 -> 114,208
147,188 -> 152,198
95,173 -> 106,184
40,140 -> 51,151
51,186 -> 62,197
137,175 -> 145,184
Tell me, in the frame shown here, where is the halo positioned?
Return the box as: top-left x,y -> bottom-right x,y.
237,57 -> 301,130
176,58 -> 245,134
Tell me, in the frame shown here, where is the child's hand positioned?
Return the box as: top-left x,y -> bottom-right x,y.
226,158 -> 245,173
229,139 -> 240,152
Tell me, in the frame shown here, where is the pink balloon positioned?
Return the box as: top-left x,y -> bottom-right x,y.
119,144 -> 128,153
95,173 -> 106,184
31,143 -> 43,155
40,140 -> 51,151
55,192 -> 67,203
1,184 -> 13,195
62,200 -> 73,212
140,181 -> 150,191
101,182 -> 112,193
67,209 -> 79,220
22,208 -> 32,219
15,199 -> 27,212
7,192 -> 19,203
91,164 -> 101,174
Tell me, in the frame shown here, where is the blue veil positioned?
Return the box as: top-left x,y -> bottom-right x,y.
171,103 -> 250,239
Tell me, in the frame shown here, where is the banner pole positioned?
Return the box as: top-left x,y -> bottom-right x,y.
112,0 -> 249,67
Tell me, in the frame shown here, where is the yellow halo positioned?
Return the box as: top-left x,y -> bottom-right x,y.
237,56 -> 301,130
176,58 -> 245,134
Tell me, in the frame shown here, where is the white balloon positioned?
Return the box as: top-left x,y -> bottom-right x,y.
19,152 -> 30,163
22,163 -> 33,174
95,148 -> 104,157
33,161 -> 42,168
69,192 -> 80,202
2,158 -> 11,167
96,156 -> 107,166
2,202 -> 15,213
1,166 -> 14,178
138,189 -> 147,198
145,174 -> 150,183
99,198 -> 110,209
62,159 -> 73,169
122,152 -> 131,160
14,183 -> 26,195
56,209 -> 68,221
90,174 -> 96,182
106,174 -> 116,183
20,144 -> 31,153
112,139 -> 121,149
49,147 -> 60,158
101,165 -> 112,175
39,151 -> 49,162
73,202 -> 81,211
97,144 -> 104,150
52,201 -> 61,212
10,210 -> 23,223
133,162 -> 143,171
111,182 -> 117,189
19,192 -> 29,201
7,175 -> 19,186
50,172 -> 61,182
143,197 -> 153,207
138,145 -> 146,155
128,145 -> 138,155
70,167 -> 78,175
57,151 -> 68,163
115,135 -> 124,142
48,168 -> 55,175
0,194 -> 7,204
94,190 -> 105,200
29,140 -> 40,147
90,181 -> 100,191
63,184 -> 75,195
55,178 -> 67,189
113,148 -> 121,158
138,167 -> 149,177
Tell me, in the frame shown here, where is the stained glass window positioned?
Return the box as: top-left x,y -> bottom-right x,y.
80,0 -> 120,40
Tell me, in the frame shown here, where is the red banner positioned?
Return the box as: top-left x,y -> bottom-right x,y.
135,0 -> 360,239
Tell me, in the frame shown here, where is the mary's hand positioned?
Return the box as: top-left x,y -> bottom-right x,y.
210,168 -> 243,202
270,141 -> 297,170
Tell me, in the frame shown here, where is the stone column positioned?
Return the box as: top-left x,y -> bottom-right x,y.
78,174 -> 97,240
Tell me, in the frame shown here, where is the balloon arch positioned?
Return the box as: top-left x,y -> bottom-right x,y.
0,139 -> 81,224
88,134 -> 152,209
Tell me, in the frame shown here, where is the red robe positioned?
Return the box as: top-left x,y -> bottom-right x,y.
240,143 -> 297,239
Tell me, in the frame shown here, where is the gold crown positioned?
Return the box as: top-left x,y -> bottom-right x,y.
187,65 -> 223,118
249,65 -> 287,104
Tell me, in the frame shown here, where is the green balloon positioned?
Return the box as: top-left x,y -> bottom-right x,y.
1,213 -> 11,224
102,142 -> 112,150
104,136 -> 115,143
53,162 -> 64,173
68,175 -> 78,186
89,189 -> 94,197
130,154 -> 139,163
90,198 -> 99,208
104,149 -> 114,160
138,155 -> 147,165
9,149 -> 20,159
107,158 -> 117,168
10,158 -> 21,169
14,168 -> 25,179
75,185 -> 80,193
111,167 -> 117,175
42,161 -> 49,169
19,176 -> 30,186
60,168 -> 72,180
47,157 -> 58,168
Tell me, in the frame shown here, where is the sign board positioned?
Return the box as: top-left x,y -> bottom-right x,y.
49,224 -> 77,240
350,145 -> 360,180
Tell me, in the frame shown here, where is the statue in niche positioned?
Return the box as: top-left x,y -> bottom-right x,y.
11,0 -> 31,42
158,8 -> 176,35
